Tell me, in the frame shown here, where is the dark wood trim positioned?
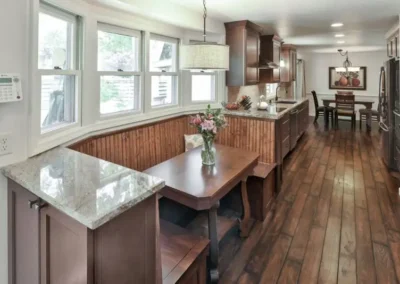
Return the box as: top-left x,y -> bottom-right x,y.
68,115 -> 189,149
7,187 -> 15,284
224,20 -> 263,34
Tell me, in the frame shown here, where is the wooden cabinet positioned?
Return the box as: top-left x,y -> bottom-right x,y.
288,101 -> 309,151
8,180 -> 40,284
278,113 -> 290,159
281,45 -> 297,82
259,35 -> 282,83
289,109 -> 298,151
225,20 -> 263,86
8,180 -> 161,284
387,31 -> 399,59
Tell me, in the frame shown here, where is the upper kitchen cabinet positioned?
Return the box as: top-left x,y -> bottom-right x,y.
259,34 -> 282,83
225,20 -> 263,86
280,44 -> 297,82
387,29 -> 399,59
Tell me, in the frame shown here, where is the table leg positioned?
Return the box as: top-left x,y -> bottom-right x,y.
324,107 -> 329,127
240,176 -> 251,238
208,201 -> 220,283
365,103 -> 373,131
366,112 -> 372,131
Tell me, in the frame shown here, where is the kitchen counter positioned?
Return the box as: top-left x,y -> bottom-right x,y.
223,97 -> 309,120
2,147 -> 164,229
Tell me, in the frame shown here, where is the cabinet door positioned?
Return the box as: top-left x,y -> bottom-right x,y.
40,205 -> 91,284
388,38 -> 394,58
8,180 -> 40,284
246,28 -> 260,84
272,41 -> 281,82
290,110 -> 298,150
272,40 -> 281,66
291,50 -> 297,81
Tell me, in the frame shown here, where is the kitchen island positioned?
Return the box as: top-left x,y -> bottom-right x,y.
3,147 -> 165,284
219,98 -> 309,190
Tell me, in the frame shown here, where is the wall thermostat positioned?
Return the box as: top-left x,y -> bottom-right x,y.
0,73 -> 23,103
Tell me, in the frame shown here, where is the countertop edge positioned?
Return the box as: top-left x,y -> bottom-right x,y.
223,98 -> 309,120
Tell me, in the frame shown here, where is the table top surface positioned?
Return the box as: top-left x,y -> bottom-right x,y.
144,144 -> 259,210
322,98 -> 375,104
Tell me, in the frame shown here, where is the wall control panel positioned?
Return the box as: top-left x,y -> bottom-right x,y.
0,74 -> 23,103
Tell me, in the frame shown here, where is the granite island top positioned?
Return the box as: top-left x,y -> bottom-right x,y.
2,147 -> 165,230
223,97 -> 309,120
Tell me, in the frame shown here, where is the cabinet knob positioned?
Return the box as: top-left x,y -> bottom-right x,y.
33,201 -> 48,211
28,199 -> 40,209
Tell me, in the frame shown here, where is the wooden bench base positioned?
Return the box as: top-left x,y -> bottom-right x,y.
160,220 -> 209,284
248,162 -> 277,221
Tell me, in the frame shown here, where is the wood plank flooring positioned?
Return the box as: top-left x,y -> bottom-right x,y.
219,119 -> 400,284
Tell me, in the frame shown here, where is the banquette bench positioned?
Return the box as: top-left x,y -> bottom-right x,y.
68,115 -> 277,283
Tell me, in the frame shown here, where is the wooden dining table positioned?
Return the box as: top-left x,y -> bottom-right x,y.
144,144 -> 259,283
322,98 -> 375,129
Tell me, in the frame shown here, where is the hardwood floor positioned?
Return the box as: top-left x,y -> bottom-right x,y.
219,119 -> 400,284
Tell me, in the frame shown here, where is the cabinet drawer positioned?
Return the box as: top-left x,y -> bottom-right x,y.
281,118 -> 290,141
282,136 -> 290,158
396,146 -> 400,172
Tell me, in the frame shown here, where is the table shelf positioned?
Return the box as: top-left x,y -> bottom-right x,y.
186,213 -> 238,243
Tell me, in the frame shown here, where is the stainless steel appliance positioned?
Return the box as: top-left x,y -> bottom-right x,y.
379,59 -> 399,170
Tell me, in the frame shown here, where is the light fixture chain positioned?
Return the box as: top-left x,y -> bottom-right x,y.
203,0 -> 207,42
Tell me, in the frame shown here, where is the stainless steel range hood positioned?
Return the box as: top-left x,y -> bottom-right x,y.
258,58 -> 279,69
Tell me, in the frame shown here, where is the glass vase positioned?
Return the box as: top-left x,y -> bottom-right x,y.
201,135 -> 216,166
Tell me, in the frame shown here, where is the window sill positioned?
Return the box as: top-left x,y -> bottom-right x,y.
30,103 -> 223,157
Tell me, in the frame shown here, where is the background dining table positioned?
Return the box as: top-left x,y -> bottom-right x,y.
322,98 -> 375,129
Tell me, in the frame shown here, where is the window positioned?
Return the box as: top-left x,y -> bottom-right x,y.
38,4 -> 80,133
98,23 -> 142,115
149,34 -> 179,107
191,72 -> 216,102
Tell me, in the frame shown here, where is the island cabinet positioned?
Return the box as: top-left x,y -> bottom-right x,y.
280,44 -> 297,82
4,147 -> 164,284
225,20 -> 263,86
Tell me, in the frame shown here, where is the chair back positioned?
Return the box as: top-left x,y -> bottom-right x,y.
335,94 -> 355,111
311,90 -> 319,109
337,91 -> 354,96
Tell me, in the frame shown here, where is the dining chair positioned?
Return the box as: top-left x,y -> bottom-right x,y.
335,94 -> 356,129
337,91 -> 354,96
311,90 -> 334,126
359,106 -> 380,129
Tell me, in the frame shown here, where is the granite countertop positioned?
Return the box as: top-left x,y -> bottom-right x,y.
2,147 -> 165,230
223,97 -> 309,120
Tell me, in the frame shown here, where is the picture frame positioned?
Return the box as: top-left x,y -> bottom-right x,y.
328,66 -> 367,90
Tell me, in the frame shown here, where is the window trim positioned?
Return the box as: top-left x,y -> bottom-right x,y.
97,23 -> 144,117
37,3 -> 81,135
148,33 -> 180,109
190,71 -> 217,104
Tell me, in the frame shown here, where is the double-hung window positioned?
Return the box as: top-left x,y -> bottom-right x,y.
149,34 -> 179,107
38,4 -> 81,133
191,71 -> 217,102
98,23 -> 142,115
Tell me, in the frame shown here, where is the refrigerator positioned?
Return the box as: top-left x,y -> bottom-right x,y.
380,58 -> 399,171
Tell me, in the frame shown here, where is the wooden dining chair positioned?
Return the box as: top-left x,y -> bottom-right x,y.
311,90 -> 334,125
337,91 -> 354,96
359,108 -> 380,129
335,94 -> 356,129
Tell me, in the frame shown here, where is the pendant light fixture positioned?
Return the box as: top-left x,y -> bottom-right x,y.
180,0 -> 229,71
335,49 -> 360,74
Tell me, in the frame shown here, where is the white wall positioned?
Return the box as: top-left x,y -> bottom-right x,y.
299,50 -> 387,97
298,50 -> 387,116
0,0 -> 30,282
0,0 -> 225,282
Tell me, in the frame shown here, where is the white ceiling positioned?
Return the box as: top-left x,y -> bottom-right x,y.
167,0 -> 400,52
